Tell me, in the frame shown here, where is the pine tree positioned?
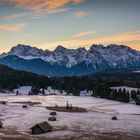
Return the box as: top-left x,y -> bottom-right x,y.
131,90 -> 137,99
42,89 -> 45,95
31,86 -> 39,95
66,101 -> 69,109
16,90 -> 19,96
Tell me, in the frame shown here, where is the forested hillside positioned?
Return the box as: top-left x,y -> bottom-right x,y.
0,65 -> 140,104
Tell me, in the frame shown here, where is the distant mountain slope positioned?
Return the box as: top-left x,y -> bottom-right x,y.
0,44 -> 140,76
0,55 -> 68,76
0,65 -> 140,94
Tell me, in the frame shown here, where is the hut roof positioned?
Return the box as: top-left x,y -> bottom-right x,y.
48,116 -> 56,121
50,111 -> 57,116
31,121 -> 52,132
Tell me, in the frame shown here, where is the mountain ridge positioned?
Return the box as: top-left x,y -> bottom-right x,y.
0,44 -> 140,76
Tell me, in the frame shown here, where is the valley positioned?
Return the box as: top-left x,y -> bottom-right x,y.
0,0 -> 140,139
0,95 -> 140,140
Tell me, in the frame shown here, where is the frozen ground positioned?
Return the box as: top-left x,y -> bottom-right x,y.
133,71 -> 140,73
0,95 -> 140,140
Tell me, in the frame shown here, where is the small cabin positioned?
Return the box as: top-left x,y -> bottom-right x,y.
22,105 -> 28,108
0,101 -> 7,105
48,116 -> 56,121
0,121 -> 3,128
50,111 -> 57,116
30,121 -> 52,134
112,116 -> 117,120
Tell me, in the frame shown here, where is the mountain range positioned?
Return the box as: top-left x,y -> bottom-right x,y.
0,44 -> 140,76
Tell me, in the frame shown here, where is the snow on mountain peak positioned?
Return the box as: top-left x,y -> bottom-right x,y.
10,44 -> 44,57
2,44 -> 140,69
54,45 -> 67,52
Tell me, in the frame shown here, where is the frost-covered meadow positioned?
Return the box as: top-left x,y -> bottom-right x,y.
0,95 -> 140,140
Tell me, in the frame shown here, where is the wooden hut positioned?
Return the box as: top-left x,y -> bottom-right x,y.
50,111 -> 57,116
0,121 -> 3,128
30,121 -> 52,134
48,116 -> 56,121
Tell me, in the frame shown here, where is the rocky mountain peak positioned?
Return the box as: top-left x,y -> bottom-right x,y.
9,44 -> 44,56
1,43 -> 140,71
54,45 -> 67,52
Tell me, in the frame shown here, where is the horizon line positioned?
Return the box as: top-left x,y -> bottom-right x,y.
1,43 -> 140,54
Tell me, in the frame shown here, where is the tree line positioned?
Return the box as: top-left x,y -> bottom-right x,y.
0,65 -> 140,105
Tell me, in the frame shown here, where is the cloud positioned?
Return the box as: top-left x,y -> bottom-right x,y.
73,30 -> 96,37
3,13 -> 27,19
93,31 -> 140,44
0,0 -> 84,15
0,23 -> 26,33
34,7 -> 69,16
74,11 -> 88,18
36,29 -> 140,51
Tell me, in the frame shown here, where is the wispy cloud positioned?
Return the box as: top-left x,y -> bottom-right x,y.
73,11 -> 88,18
37,29 -> 140,51
0,23 -> 26,33
34,7 -> 69,16
73,30 -> 96,37
93,30 -> 140,44
0,0 -> 84,16
3,13 -> 27,19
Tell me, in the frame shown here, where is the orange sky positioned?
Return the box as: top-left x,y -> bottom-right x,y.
0,0 -> 140,52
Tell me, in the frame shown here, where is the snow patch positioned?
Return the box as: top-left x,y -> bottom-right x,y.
133,70 -> 140,73
111,86 -> 140,92
17,55 -> 39,60
13,86 -> 32,95
0,95 -> 140,138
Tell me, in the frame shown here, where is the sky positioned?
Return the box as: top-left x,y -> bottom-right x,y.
0,0 -> 140,53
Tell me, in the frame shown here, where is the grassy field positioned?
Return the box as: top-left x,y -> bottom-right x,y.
46,106 -> 87,113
